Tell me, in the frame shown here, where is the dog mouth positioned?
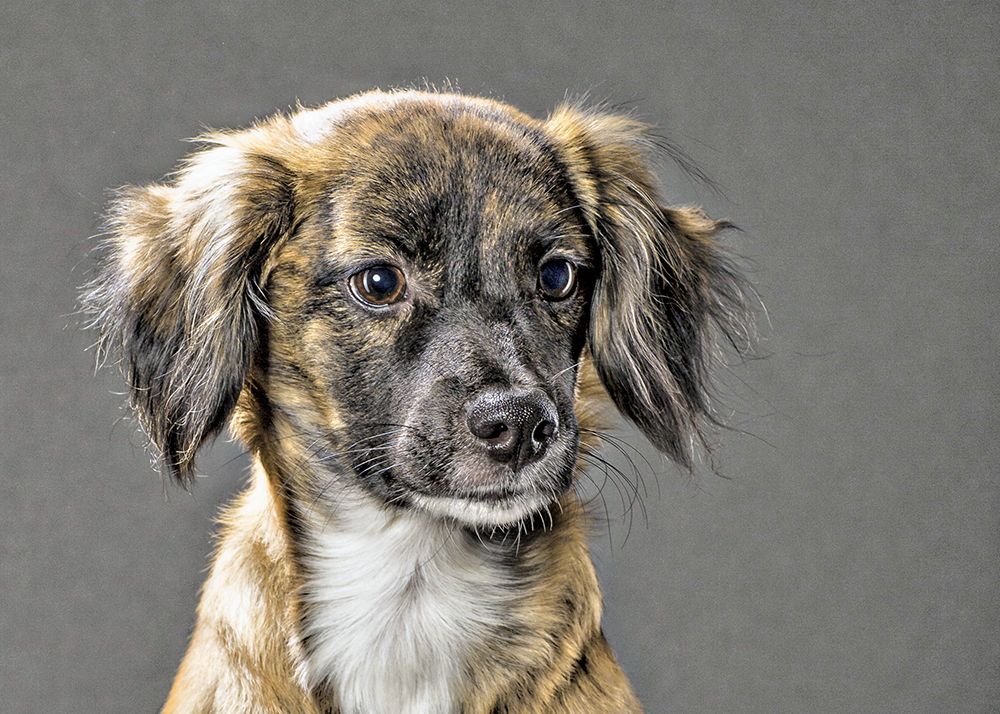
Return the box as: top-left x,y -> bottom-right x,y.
310,410 -> 578,528
364,437 -> 578,528
395,401 -> 579,527
406,480 -> 571,528
335,381 -> 581,527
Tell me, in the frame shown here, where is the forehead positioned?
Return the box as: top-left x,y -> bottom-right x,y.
319,103 -> 585,257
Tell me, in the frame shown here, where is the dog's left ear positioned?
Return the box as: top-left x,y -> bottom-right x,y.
83,126 -> 297,485
546,106 -> 750,469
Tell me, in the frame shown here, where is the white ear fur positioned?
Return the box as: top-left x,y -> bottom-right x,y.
83,132 -> 297,483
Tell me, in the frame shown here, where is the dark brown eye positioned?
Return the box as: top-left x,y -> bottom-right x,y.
350,265 -> 407,307
538,259 -> 576,300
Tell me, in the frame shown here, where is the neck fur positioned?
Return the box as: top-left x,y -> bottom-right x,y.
296,492 -> 515,714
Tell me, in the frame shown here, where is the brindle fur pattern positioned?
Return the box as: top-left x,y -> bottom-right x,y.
83,90 -> 748,714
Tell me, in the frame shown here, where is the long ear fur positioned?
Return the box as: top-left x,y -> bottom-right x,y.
82,128 -> 296,485
546,105 -> 751,469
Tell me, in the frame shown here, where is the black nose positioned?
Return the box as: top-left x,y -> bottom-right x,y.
466,389 -> 559,472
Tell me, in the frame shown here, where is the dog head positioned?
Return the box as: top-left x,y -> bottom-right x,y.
83,91 -> 748,528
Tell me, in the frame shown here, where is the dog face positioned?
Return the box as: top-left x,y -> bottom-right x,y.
84,91 -> 748,528
264,104 -> 595,525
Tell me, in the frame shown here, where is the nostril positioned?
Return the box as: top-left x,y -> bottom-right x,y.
471,419 -> 513,447
470,418 -> 501,440
533,419 -> 556,446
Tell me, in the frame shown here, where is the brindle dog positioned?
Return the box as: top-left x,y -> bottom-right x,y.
84,90 -> 749,714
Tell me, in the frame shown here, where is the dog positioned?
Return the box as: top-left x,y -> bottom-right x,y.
83,89 -> 749,714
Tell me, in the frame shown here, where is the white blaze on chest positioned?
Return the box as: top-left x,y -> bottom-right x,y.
299,496 -> 509,714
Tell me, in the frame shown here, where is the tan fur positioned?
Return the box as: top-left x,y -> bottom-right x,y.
85,89 -> 748,714
163,467 -> 320,714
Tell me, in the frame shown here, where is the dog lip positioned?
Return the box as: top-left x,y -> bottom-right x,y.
408,482 -> 529,504
458,487 -> 530,503
407,471 -> 572,505
407,489 -> 562,528
438,469 -> 575,504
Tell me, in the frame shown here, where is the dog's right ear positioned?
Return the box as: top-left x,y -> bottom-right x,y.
82,126 -> 298,486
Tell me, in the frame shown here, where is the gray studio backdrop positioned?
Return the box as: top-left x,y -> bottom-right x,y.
3,1 -> 997,712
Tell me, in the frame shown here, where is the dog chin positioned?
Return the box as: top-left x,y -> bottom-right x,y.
407,490 -> 559,529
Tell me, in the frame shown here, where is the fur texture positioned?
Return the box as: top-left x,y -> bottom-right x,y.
83,90 -> 749,714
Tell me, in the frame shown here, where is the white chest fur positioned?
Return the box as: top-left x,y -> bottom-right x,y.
298,496 -> 509,714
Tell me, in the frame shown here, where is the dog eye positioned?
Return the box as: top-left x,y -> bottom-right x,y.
538,259 -> 576,300
350,265 -> 407,307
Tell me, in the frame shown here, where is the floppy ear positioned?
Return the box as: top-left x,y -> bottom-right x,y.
546,106 -> 750,469
82,128 -> 297,485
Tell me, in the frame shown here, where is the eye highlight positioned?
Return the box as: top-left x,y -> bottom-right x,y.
349,265 -> 407,307
538,259 -> 576,301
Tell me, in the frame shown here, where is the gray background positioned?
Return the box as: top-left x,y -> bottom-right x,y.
2,1 -> 997,712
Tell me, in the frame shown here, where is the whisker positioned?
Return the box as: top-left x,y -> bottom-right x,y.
575,468 -> 614,552
581,428 -> 657,502
551,360 -> 585,382
312,442 -> 396,465
578,449 -> 651,546
579,452 -> 631,517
